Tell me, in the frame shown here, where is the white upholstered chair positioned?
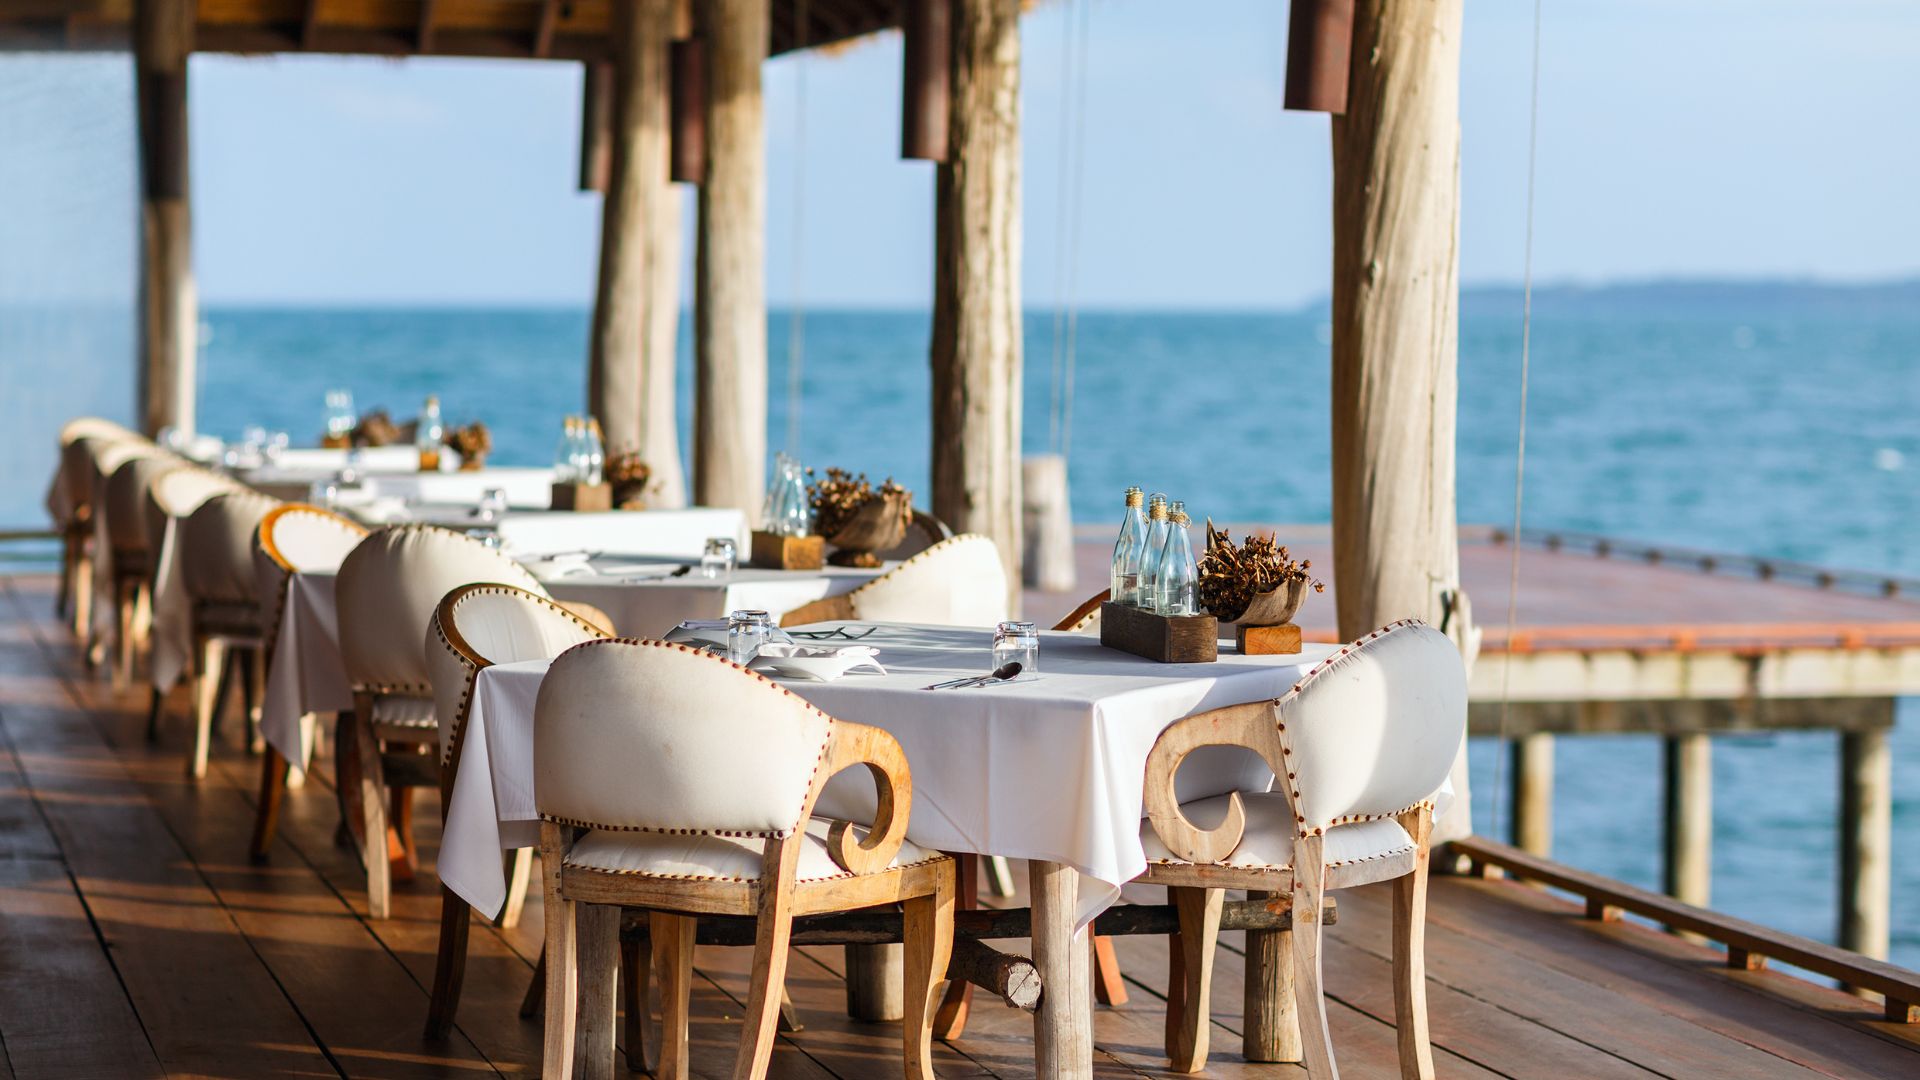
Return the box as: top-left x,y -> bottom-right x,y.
178,490 -> 282,778
1136,619 -> 1467,1078
51,421 -> 140,632
247,504 -> 369,860
534,639 -> 955,1080
335,525 -> 550,917
145,468 -> 249,737
781,533 -> 1011,628
101,451 -> 184,685
421,583 -> 610,1039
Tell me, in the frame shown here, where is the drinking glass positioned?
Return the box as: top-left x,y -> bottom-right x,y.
309,480 -> 339,512
464,528 -> 502,550
265,430 -> 290,464
476,486 -> 509,523
325,389 -> 356,441
727,609 -> 774,664
992,620 -> 1039,680
701,536 -> 738,579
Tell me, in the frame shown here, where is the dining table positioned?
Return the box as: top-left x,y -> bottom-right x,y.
436,621 -> 1339,1079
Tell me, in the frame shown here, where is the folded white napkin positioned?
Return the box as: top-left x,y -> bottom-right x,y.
525,551 -> 594,581
749,643 -> 885,681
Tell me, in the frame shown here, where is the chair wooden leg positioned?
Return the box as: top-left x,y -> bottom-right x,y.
250,749 -> 289,863
424,885 -> 473,1040
72,549 -> 93,642
1165,886 -> 1223,1073
113,578 -> 136,690
1290,836 -> 1338,1080
733,844 -> 799,1080
56,533 -> 75,618
145,687 -> 165,744
654,913 -> 696,1080
541,822 -> 579,1080
390,786 -> 418,881
286,713 -> 314,790
1393,809 -> 1436,1080
1093,933 -> 1129,1006
932,852 -> 980,1040
188,636 -> 224,779
497,847 -> 533,929
621,926 -> 658,1076
575,903 -> 620,1080
521,948 -> 548,1019
902,869 -> 956,1080
352,708 -> 392,919
242,646 -> 265,754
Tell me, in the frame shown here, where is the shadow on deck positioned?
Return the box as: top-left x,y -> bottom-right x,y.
0,573 -> 1913,1078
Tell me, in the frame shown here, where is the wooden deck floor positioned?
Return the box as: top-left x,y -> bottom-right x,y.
1,573 -> 1915,1079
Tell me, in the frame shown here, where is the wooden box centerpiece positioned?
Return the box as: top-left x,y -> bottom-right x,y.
550,482 -> 612,512
1100,601 -> 1219,664
750,531 -> 825,571
1198,522 -> 1324,656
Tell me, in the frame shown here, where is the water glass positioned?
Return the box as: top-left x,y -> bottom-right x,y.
727,610 -> 774,665
701,536 -> 738,579
476,486 -> 509,523
325,389 -> 356,439
309,480 -> 339,512
992,620 -> 1039,680
464,528 -> 501,550
265,430 -> 290,464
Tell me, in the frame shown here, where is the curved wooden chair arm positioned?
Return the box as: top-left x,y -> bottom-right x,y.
1052,589 -> 1110,632
779,593 -> 856,628
554,600 -> 617,637
1142,700 -> 1286,863
811,721 -> 914,876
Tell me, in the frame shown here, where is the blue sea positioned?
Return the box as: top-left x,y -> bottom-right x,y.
2,291 -> 1916,967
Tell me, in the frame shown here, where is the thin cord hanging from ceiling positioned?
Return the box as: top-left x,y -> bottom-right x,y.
785,0 -> 810,458
1047,0 -> 1092,464
1491,0 -> 1545,844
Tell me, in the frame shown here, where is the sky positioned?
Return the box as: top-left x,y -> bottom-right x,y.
4,0 -> 1919,309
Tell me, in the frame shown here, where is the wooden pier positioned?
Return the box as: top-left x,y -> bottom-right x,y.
1,571 -> 1916,1077
1035,524 -> 1920,962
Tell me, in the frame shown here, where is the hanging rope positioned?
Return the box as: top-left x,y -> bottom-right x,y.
1491,0 -> 1545,844
1046,0 -> 1092,464
784,0 -> 810,458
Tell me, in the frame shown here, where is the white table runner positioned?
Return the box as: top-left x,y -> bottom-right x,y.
438,623 -> 1336,922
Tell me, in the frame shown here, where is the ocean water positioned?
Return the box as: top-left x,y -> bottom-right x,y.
5,297 -> 1916,966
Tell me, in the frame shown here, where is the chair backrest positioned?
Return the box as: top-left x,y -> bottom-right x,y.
59,430 -> 141,520
60,416 -> 139,446
104,453 -> 183,555
252,504 -> 369,661
181,491 -> 281,607
336,525 -> 548,695
847,534 -> 1010,627
534,638 -> 832,835
875,508 -> 953,562
147,467 -> 245,559
1053,589 -> 1109,633
1276,620 -> 1467,832
426,583 -> 610,765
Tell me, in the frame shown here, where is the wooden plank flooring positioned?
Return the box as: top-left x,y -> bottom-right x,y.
0,573 -> 1912,1079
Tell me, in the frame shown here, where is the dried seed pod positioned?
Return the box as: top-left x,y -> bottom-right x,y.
1197,521 -> 1325,622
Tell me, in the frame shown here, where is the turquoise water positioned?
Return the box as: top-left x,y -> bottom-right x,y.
6,296 -> 1917,966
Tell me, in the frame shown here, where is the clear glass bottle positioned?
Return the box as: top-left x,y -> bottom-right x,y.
553,417 -> 578,483
583,417 -> 607,485
1138,493 -> 1171,612
1156,503 -> 1199,615
1110,487 -> 1148,606
416,395 -> 444,472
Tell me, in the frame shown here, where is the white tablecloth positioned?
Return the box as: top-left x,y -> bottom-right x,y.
438,623 -> 1337,922
256,558 -> 867,765
496,509 -> 747,559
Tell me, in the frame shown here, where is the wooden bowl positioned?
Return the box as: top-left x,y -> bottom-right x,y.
825,491 -> 912,567
1236,576 -> 1309,627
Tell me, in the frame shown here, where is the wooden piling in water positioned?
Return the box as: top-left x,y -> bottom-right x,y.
1840,725 -> 1892,963
1510,733 -> 1554,856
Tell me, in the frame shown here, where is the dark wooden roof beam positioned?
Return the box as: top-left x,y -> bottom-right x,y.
299,0 -> 321,50
532,0 -> 558,58
416,0 -> 437,53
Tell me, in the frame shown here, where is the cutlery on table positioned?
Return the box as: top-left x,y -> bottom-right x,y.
923,661 -> 1022,691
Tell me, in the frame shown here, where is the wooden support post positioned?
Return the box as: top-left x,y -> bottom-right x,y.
1509,733 -> 1553,856
1242,890 -> 1302,1063
1328,0 -> 1466,838
901,0 -> 952,161
1021,454 -> 1074,592
931,0 -> 1023,612
579,61 -> 612,192
590,0 -> 688,508
691,0 -> 767,520
135,0 -> 196,437
1661,733 -> 1712,914
844,943 -> 905,1022
1840,725 -> 1891,961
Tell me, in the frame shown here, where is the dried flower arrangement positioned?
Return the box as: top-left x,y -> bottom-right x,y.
807,468 -> 913,567
1197,520 -> 1325,624
351,409 -> 401,447
445,421 -> 492,470
607,449 -> 653,509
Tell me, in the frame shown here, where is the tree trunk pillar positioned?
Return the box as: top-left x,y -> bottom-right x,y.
135,0 -> 196,437
930,0 -> 1023,612
1329,0 -> 1468,838
1840,724 -> 1892,962
691,0 -> 767,519
591,0 -> 687,508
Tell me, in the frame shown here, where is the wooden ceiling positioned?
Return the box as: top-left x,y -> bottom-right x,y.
0,0 -> 905,62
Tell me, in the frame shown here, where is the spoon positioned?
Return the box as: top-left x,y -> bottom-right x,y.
924,662 -> 1022,691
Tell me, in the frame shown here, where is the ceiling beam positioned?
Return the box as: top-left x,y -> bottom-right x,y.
532,0 -> 557,57
416,0 -> 437,53
300,0 -> 320,50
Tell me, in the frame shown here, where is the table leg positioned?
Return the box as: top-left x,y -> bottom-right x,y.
1029,860 -> 1093,1079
